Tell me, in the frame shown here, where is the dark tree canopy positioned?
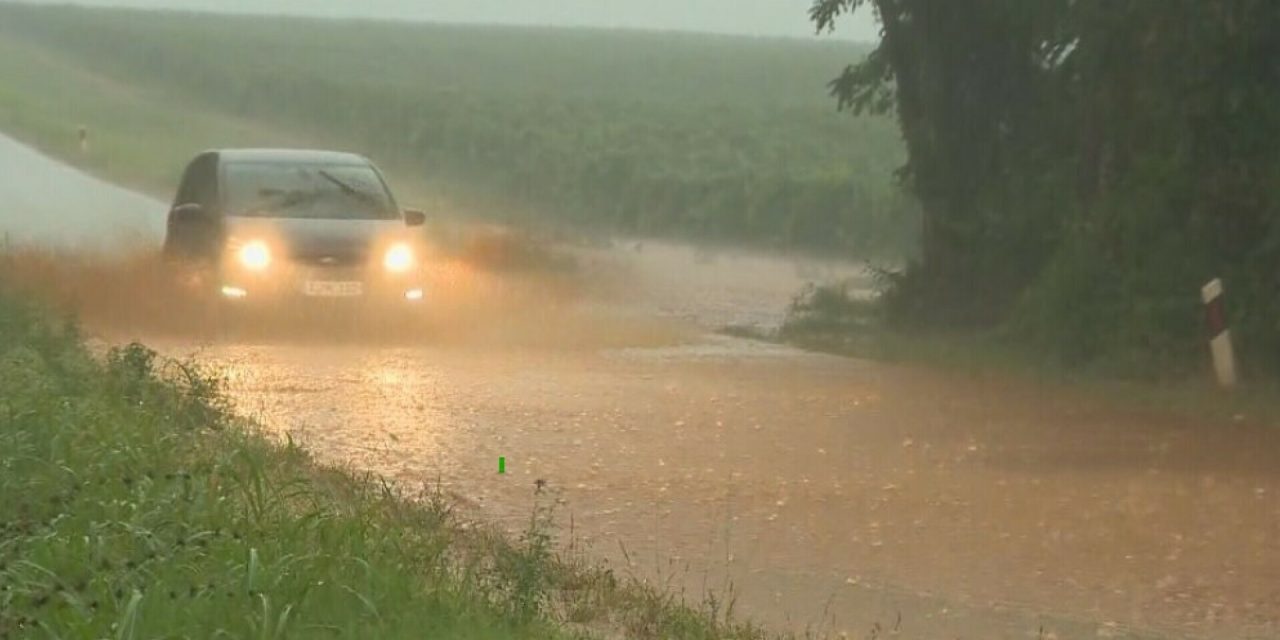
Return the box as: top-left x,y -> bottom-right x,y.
814,0 -> 1280,373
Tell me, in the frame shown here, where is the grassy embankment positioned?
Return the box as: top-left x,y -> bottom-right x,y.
0,3 -> 915,259
0,288 -> 778,637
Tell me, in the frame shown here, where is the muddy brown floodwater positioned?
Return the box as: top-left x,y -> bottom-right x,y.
116,242 -> 1276,640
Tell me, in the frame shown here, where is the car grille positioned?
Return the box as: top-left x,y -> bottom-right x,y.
298,266 -> 365,281
289,251 -> 367,268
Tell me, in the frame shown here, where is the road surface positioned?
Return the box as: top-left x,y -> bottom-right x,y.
0,132 -> 164,251
2,131 -> 1278,639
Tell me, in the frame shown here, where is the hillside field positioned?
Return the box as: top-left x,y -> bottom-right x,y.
0,3 -> 916,257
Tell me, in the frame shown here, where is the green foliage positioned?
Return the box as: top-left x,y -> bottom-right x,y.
814,0 -> 1280,374
779,280 -> 876,338
0,3 -> 917,258
496,504 -> 557,623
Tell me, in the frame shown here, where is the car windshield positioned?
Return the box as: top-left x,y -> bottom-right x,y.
224,162 -> 397,220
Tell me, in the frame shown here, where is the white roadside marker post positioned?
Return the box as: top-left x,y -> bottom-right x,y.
1201,278 -> 1237,389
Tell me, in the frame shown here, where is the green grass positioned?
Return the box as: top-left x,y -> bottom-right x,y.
0,2 -> 916,257
0,287 -> 780,638
0,34 -> 308,199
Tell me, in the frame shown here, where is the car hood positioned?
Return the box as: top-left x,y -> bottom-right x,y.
224,216 -> 408,262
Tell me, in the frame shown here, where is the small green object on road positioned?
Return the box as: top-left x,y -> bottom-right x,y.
498,456 -> 505,474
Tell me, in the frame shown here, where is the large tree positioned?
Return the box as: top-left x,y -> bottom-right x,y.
815,0 -> 1280,372
813,0 -> 1070,325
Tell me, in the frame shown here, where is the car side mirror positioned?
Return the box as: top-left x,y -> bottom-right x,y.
404,209 -> 427,227
169,202 -> 207,225
164,202 -> 217,260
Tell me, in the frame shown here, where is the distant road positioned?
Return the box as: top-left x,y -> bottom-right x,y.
0,132 -> 164,252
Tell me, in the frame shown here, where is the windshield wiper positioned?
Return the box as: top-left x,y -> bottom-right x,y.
318,170 -> 380,208
281,190 -> 323,209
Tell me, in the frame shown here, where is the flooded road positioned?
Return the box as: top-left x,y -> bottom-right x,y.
4,134 -> 1279,639
145,244 -> 1280,640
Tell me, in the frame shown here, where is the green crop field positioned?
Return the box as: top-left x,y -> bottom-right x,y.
0,3 -> 916,257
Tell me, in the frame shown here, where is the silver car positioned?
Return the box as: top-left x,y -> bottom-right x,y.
163,149 -> 428,310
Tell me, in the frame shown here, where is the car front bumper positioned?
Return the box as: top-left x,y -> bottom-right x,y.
217,262 -> 426,306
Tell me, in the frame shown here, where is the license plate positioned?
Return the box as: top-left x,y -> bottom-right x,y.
303,281 -> 364,297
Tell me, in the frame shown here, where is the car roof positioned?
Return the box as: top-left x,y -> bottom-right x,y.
210,148 -> 371,165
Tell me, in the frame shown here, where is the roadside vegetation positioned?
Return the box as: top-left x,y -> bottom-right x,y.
0,2 -> 917,259
0,286 -> 779,639
808,1 -> 1280,378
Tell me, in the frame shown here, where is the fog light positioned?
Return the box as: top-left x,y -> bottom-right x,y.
404,288 -> 424,301
221,286 -> 248,299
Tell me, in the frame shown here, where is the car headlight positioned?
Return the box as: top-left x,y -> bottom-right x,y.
237,240 -> 272,271
384,243 -> 414,273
